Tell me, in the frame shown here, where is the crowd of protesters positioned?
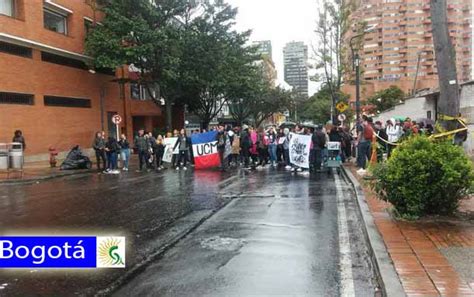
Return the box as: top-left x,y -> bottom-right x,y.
91,114 -> 467,175
91,123 -> 356,175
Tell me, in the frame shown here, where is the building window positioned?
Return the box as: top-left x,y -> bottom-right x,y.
84,18 -> 93,34
44,8 -> 67,34
0,0 -> 14,17
0,92 -> 34,105
44,96 -> 91,108
41,52 -> 88,70
130,84 -> 157,101
0,41 -> 32,58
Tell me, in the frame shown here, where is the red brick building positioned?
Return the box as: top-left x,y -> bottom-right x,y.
0,0 -> 182,160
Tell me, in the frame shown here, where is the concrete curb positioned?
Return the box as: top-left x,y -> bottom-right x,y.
0,170 -> 94,185
341,165 -> 406,297
95,174 -> 242,296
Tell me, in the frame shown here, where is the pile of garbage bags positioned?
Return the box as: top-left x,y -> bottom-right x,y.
60,146 -> 92,170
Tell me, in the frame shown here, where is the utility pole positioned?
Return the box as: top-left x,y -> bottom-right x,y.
412,51 -> 422,96
430,0 -> 460,123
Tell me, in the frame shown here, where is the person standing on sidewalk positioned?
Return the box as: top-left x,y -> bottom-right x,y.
118,133 -> 130,171
267,126 -> 278,167
356,116 -> 373,173
92,131 -> 107,172
173,129 -> 190,170
216,124 -> 227,171
105,136 -> 120,174
12,130 -> 26,151
134,129 -> 149,172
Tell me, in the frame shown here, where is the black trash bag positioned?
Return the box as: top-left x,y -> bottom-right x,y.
60,145 -> 92,170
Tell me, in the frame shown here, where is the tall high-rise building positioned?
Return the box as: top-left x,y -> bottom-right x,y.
283,41 -> 308,98
253,40 -> 273,60
343,0 -> 472,100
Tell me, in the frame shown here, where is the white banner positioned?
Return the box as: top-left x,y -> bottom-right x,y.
289,133 -> 312,168
162,137 -> 179,163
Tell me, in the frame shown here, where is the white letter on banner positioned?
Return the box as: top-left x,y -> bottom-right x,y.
15,245 -> 29,259
0,240 -> 13,258
47,246 -> 62,259
31,246 -> 46,264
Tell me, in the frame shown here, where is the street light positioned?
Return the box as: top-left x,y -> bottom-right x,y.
349,25 -> 377,121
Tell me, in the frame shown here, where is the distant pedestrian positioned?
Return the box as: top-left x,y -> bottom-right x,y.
216,124 -> 227,171
267,126 -> 277,167
92,131 -> 107,171
105,136 -> 120,174
174,129 -> 190,170
134,129 -> 149,172
118,133 -> 130,171
12,130 -> 26,150
240,125 -> 251,169
282,128 -> 291,170
155,135 -> 165,170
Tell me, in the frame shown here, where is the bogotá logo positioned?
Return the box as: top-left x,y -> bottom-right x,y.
97,237 -> 125,268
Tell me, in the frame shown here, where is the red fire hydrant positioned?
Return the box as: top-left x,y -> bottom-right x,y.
49,146 -> 58,168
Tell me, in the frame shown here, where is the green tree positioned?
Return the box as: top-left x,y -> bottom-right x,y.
299,85 -> 350,124
85,0 -> 190,130
177,0 -> 258,129
312,0 -> 352,122
367,86 -> 405,113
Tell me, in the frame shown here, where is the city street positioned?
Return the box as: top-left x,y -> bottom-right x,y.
0,168 -> 378,296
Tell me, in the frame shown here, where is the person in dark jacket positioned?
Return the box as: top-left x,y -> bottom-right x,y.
240,125 -> 251,169
173,129 -> 190,170
216,124 -> 227,171
92,131 -> 107,171
12,130 -> 26,150
134,129 -> 149,172
105,136 -> 121,174
312,126 -> 326,171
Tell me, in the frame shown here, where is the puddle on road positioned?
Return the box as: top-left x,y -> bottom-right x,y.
200,236 -> 245,251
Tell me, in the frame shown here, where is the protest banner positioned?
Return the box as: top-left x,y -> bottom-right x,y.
162,137 -> 178,163
191,131 -> 220,169
289,133 -> 312,168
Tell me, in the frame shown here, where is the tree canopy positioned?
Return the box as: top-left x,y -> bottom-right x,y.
367,86 -> 405,113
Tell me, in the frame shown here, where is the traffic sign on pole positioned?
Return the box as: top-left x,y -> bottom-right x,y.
112,115 -> 122,140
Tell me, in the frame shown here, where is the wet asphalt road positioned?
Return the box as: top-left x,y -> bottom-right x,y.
0,167 -> 377,296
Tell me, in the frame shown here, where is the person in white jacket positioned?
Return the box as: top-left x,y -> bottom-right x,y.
386,118 -> 402,157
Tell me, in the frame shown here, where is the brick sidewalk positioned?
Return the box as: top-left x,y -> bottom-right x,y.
0,160 -> 93,182
348,164 -> 474,297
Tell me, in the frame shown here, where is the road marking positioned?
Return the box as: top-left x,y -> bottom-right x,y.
335,173 -> 356,297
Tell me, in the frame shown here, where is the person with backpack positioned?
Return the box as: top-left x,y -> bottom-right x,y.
312,125 -> 326,172
356,115 -> 374,172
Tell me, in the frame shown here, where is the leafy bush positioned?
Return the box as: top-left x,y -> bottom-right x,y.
371,136 -> 474,218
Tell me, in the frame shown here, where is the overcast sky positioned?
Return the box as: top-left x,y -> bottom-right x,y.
226,0 -> 320,96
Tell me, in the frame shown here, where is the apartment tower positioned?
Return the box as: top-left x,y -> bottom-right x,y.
344,0 -> 472,101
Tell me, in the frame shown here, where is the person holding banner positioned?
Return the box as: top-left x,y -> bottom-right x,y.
173,129 -> 190,170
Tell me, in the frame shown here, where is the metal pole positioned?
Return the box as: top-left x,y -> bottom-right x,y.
120,66 -> 128,137
355,53 -> 361,120
100,87 -> 105,131
412,51 -> 422,96
116,123 -> 120,141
